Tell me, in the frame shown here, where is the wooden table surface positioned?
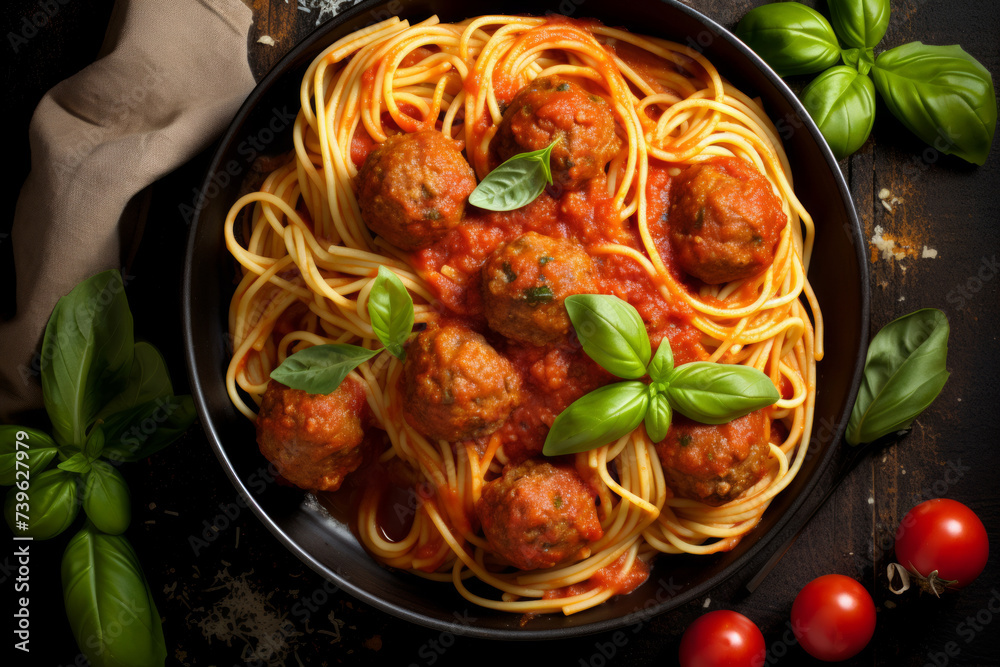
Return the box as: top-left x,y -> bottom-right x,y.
2,1 -> 998,666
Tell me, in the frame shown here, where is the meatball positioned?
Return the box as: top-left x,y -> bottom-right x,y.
653,410 -> 771,506
481,232 -> 598,346
477,459 -> 603,570
256,378 -> 368,492
403,324 -> 520,441
356,129 -> 477,250
491,76 -> 619,190
668,157 -> 786,284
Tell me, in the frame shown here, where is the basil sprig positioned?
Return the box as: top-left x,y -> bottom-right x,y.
847,308 -> 950,445
802,66 -> 877,161
737,0 -> 996,164
734,3 -> 841,77
1,269 -> 195,666
543,295 -> 779,455
270,266 -> 415,394
468,138 -> 560,211
368,265 -> 414,361
872,43 -> 997,166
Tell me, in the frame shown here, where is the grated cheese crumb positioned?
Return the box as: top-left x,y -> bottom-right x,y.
257,35 -> 276,46
922,246 -> 938,259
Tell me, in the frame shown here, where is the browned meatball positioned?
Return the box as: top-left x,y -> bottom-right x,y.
356,130 -> 477,250
668,157 -> 787,285
481,232 -> 598,346
403,324 -> 520,442
653,410 -> 771,506
256,378 -> 368,492
491,76 -> 619,190
477,459 -> 603,570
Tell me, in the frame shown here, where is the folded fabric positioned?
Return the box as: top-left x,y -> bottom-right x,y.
0,0 -> 256,420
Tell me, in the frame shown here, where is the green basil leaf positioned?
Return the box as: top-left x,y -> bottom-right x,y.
468,138 -> 559,211
847,308 -> 950,445
83,461 -> 131,535
646,338 -> 675,383
62,523 -> 166,667
58,452 -> 93,475
735,3 -> 842,77
95,341 -> 173,422
42,270 -> 134,447
543,381 -> 649,456
643,391 -> 672,443
802,66 -> 876,160
368,265 -> 414,361
4,469 -> 79,540
269,344 -> 378,395
0,426 -> 59,486
828,0 -> 890,49
565,294 -> 651,379
666,362 -> 779,424
872,43 -> 997,165
100,396 -> 197,463
84,425 -> 106,461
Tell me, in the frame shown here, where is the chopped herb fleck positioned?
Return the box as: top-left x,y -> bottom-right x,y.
679,434 -> 692,447
502,262 -> 517,283
538,256 -> 554,266
553,494 -> 563,509
424,208 -> 441,221
523,285 -> 554,306
556,82 -> 571,92
694,207 -> 705,230
421,183 -> 434,199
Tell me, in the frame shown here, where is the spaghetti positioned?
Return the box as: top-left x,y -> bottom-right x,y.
224,14 -> 823,616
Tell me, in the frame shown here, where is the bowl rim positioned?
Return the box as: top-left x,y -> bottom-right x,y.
183,0 -> 870,640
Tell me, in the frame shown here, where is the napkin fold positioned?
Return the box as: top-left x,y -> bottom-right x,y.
0,0 -> 256,420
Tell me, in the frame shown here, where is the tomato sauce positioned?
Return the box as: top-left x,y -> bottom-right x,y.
542,552 -> 650,600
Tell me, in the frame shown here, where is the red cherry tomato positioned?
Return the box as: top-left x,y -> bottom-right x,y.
790,574 -> 875,662
679,610 -> 766,667
894,498 -> 988,592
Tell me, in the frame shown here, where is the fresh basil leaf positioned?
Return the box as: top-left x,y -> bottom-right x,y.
58,452 -> 93,475
666,362 -> 779,424
847,309 -> 950,445
468,138 -> 560,211
565,294 -> 651,380
802,66 -> 876,160
872,43 -> 997,165
42,270 -> 134,447
269,344 -> 378,395
82,461 -> 131,535
84,425 -> 106,461
543,381 -> 649,456
96,341 -> 173,422
0,426 -> 59,485
828,0 -> 890,49
368,266 -> 414,362
62,523 -> 166,667
100,396 -> 196,463
735,3 -> 842,77
644,391 -> 672,443
4,469 -> 79,540
646,338 -> 675,383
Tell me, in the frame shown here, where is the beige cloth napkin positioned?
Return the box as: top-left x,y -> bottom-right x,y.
0,0 -> 256,420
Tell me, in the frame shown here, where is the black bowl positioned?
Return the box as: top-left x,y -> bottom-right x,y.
183,0 -> 870,639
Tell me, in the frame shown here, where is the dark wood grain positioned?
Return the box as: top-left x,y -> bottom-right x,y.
2,0 -> 997,665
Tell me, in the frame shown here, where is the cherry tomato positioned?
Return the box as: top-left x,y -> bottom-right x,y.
790,574 -> 875,662
679,610 -> 766,667
894,498 -> 988,592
